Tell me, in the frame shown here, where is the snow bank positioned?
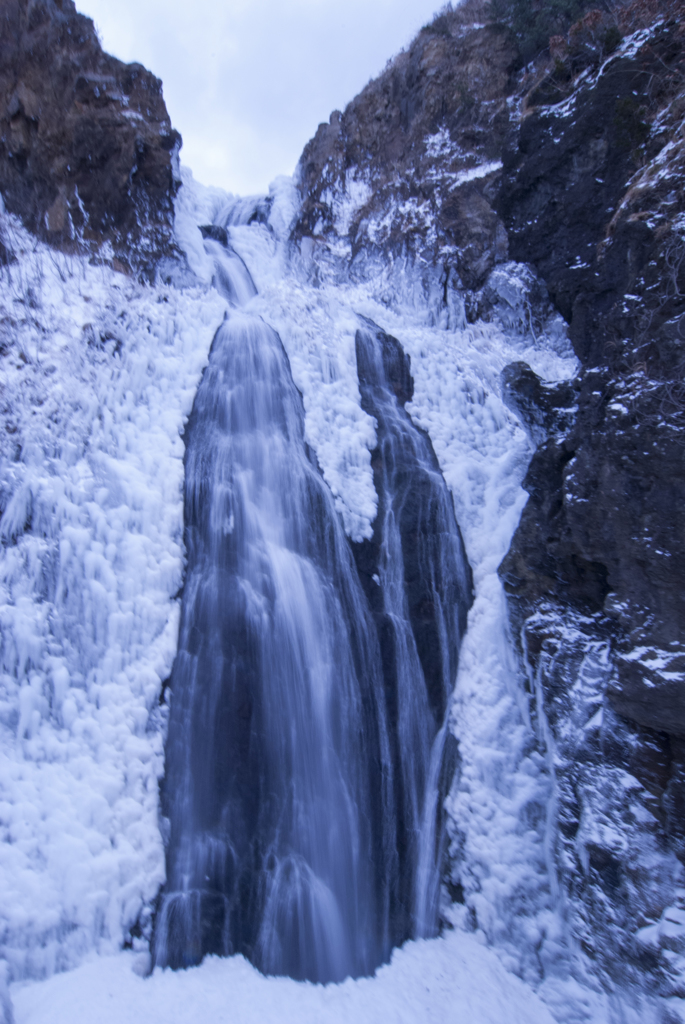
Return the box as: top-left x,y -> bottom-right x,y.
11,931 -> 556,1024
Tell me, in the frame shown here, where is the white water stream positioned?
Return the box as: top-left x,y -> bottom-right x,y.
156,235 -> 471,982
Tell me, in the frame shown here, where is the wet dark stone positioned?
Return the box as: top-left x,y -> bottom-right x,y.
199,224 -> 229,246
501,361 -> 577,440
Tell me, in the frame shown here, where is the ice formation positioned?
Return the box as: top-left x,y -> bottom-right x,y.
6,163 -> 640,1022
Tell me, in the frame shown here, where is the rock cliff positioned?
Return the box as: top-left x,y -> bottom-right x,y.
0,0 -> 180,276
496,0 -> 685,996
292,0 -> 517,297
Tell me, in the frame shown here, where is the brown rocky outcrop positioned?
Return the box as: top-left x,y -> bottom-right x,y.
292,0 -> 519,290
0,0 -> 181,276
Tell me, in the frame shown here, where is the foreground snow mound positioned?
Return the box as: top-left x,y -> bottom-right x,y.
12,932 -> 556,1024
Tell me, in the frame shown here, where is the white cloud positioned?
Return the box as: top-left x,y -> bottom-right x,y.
75,0 -> 447,194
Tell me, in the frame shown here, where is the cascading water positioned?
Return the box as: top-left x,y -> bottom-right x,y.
353,320 -> 473,940
155,230 -> 472,982
154,240 -> 393,982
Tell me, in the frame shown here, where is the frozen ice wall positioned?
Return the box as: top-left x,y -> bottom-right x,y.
0,204 -> 225,976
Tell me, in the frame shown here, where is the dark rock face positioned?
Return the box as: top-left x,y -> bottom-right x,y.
499,2 -> 685,367
495,0 -> 685,997
500,361 -> 577,442
292,0 -> 519,291
498,1 -> 685,735
199,224 -> 229,246
0,0 -> 180,275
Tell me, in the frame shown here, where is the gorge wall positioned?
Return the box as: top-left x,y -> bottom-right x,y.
498,1 -> 685,996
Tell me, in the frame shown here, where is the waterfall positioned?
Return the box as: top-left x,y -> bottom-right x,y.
353,320 -> 472,940
154,233 -> 472,982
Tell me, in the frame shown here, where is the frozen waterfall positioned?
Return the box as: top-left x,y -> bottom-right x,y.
154,233 -> 472,982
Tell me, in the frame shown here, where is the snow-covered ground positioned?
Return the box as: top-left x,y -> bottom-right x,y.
11,930 -> 556,1024
1,166 -> 590,1021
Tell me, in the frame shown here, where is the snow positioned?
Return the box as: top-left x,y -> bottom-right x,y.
426,127 -> 453,159
322,172 -> 373,238
366,196 -> 437,249
451,161 -> 503,187
11,930 -> 556,1024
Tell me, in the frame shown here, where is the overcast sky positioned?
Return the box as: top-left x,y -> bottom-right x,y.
75,0 -> 446,196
